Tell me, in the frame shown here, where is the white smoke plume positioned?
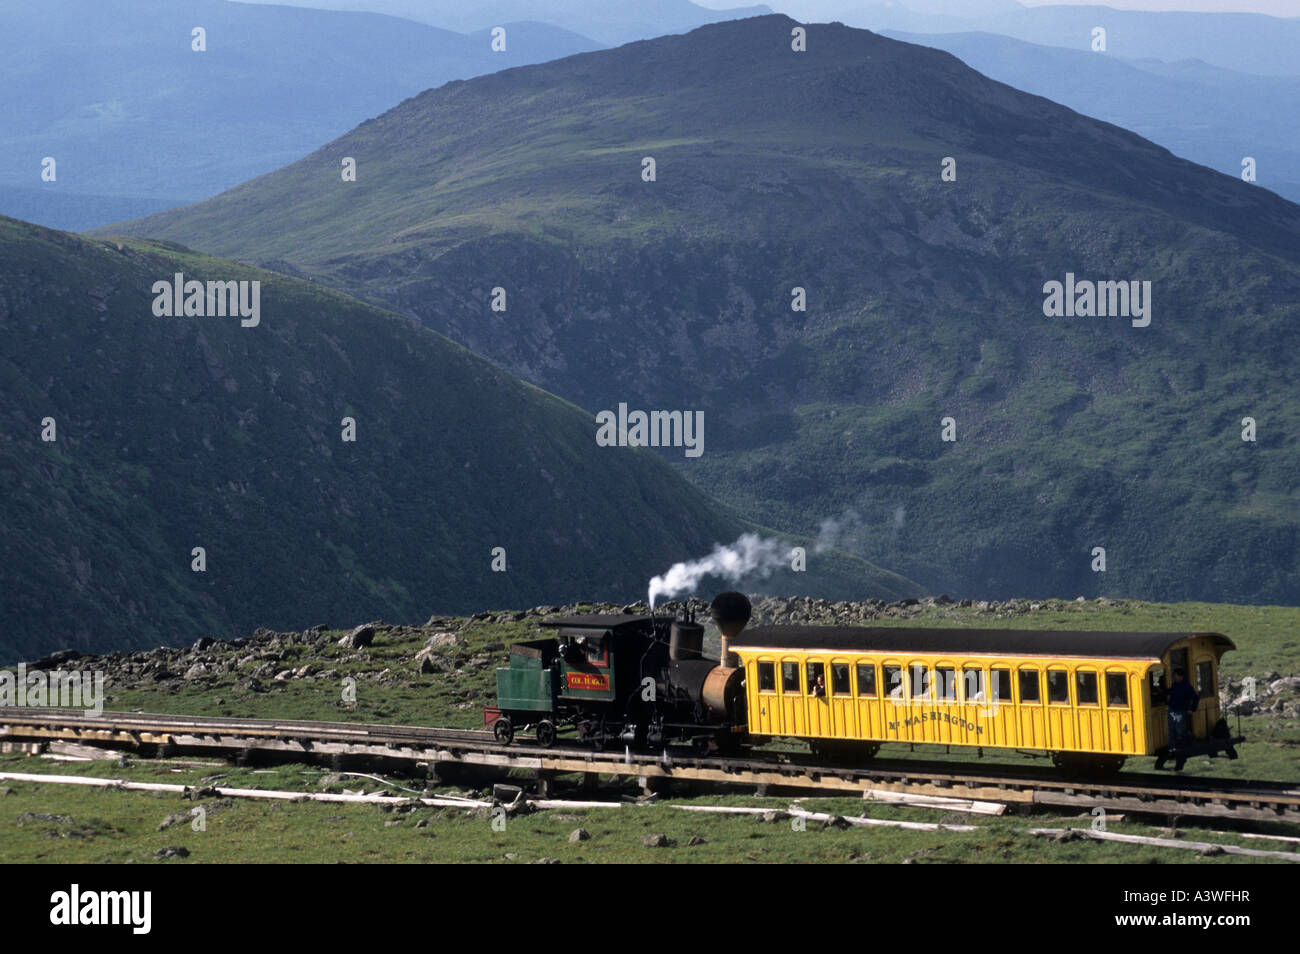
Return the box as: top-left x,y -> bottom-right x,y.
648,533 -> 789,608
648,508 -> 904,608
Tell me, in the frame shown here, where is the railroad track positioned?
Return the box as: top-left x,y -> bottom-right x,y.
3,708 -> 1298,824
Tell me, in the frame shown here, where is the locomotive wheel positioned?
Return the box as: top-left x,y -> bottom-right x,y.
493,716 -> 514,745
536,720 -> 557,748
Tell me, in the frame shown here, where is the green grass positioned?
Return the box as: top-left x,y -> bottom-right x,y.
2,754 -> 1293,864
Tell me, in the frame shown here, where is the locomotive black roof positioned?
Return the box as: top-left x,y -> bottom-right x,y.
540,614 -> 652,630
731,626 -> 1234,660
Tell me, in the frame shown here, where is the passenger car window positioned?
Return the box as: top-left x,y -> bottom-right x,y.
1169,648 -> 1189,681
911,663 -> 930,699
1105,672 -> 1128,707
757,661 -> 776,692
1149,667 -> 1167,706
1019,669 -> 1040,703
807,661 -> 826,697
884,666 -> 903,699
1196,661 -> 1214,697
991,668 -> 1011,704
831,663 -> 851,696
963,667 -> 986,703
856,663 -> 877,697
936,666 -> 956,701
1047,670 -> 1070,704
1076,670 -> 1099,705
781,662 -> 800,693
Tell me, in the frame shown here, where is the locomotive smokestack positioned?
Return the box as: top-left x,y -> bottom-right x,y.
710,591 -> 751,668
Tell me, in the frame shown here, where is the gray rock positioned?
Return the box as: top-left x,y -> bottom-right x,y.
569,828 -> 591,843
338,625 -> 375,649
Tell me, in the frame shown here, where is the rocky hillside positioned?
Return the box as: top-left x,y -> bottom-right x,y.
108,15 -> 1300,606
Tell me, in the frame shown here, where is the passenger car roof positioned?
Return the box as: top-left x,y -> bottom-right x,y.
731,626 -> 1234,660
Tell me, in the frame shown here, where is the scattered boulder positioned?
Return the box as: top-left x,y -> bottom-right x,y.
338,625 -> 376,649
569,828 -> 591,843
154,846 -> 190,859
641,833 -> 674,848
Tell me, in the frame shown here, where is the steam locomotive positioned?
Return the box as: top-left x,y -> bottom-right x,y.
484,592 -> 751,752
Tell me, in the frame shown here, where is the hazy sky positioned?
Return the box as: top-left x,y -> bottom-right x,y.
1017,0 -> 1300,12
700,1 -> 1300,16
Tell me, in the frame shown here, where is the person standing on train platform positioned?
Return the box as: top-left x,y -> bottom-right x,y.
1167,668 -> 1199,750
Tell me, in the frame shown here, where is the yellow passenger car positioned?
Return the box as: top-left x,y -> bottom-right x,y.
730,626 -> 1242,772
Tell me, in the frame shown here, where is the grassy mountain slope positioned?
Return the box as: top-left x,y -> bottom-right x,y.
0,0 -> 600,230
106,15 -> 1300,606
0,214 -> 917,661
